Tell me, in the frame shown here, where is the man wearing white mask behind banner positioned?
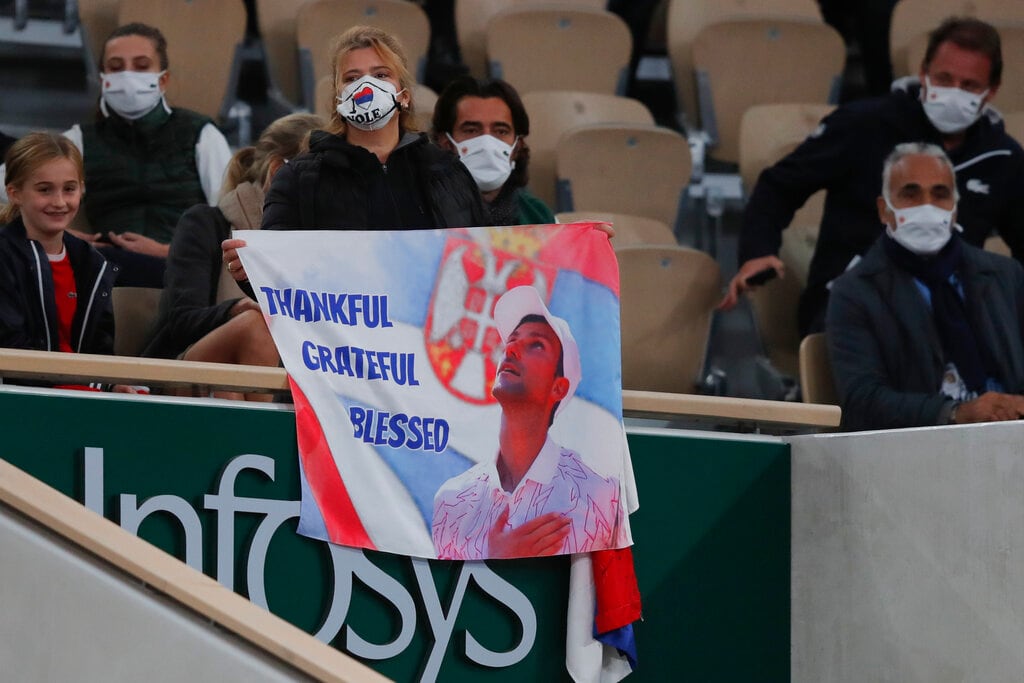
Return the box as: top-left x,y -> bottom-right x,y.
0,22 -> 231,287
827,142 -> 1024,432
432,77 -> 555,226
720,17 -> 1024,338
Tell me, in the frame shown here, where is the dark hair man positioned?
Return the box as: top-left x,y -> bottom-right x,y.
720,17 -> 1024,338
432,76 -> 555,226
827,142 -> 1024,431
432,286 -> 625,559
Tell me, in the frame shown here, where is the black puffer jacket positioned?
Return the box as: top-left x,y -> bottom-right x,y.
0,217 -> 117,354
262,131 -> 486,230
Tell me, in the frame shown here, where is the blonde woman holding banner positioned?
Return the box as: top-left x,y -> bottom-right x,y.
222,25 -> 485,282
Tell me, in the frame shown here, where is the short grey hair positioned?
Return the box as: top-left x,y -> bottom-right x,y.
881,142 -> 959,205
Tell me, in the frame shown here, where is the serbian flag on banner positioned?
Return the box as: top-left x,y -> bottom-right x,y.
236,224 -> 637,560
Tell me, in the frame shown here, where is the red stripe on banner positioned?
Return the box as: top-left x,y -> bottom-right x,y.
537,223 -> 620,297
291,378 -> 376,550
592,546 -> 642,634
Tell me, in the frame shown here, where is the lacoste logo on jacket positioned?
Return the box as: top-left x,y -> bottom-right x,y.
966,178 -> 990,195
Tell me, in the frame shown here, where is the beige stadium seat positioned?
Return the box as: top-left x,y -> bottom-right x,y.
455,0 -> 606,79
556,211 -> 676,249
296,0 -> 430,112
799,332 -> 838,405
118,0 -> 247,121
692,18 -> 844,163
486,6 -> 632,95
315,75 -> 437,132
617,245 -> 721,394
77,0 -> 120,71
902,24 -> 1024,113
890,0 -> 1024,78
112,287 -> 163,357
555,123 -> 692,229
666,0 -> 822,128
739,103 -> 833,376
255,0 -> 312,106
521,90 -> 653,208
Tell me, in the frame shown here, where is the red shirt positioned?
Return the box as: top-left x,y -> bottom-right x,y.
49,250 -> 77,352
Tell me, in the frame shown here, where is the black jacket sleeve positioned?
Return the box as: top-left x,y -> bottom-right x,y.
261,160 -> 301,230
143,205 -> 238,358
738,106 -> 859,264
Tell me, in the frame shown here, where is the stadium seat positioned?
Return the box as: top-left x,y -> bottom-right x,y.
617,245 -> 721,394
77,0 -> 120,75
890,0 -> 1024,79
799,332 -> 837,405
555,123 -> 692,230
112,287 -> 163,357
296,0 -> 430,112
555,211 -> 676,249
666,0 -> 823,129
521,90 -> 653,208
118,0 -> 247,121
254,0 -> 311,107
455,0 -> 606,79
485,5 -> 632,96
692,17 -> 844,163
739,103 -> 833,376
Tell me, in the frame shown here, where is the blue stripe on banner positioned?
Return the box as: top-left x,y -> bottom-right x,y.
339,395 -> 476,528
550,271 -> 622,419
369,230 -> 447,328
596,623 -> 638,670
296,455 -> 329,541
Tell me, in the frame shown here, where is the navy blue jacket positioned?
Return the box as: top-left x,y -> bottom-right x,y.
741,83 -> 1024,335
826,235 -> 1024,431
0,218 -> 117,354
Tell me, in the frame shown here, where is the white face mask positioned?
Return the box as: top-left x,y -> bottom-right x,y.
921,76 -> 988,134
337,75 -> 404,131
448,133 -> 517,192
885,199 -> 956,255
101,70 -> 166,120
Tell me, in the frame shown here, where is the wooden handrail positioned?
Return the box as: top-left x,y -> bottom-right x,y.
0,349 -> 841,429
0,458 -> 390,683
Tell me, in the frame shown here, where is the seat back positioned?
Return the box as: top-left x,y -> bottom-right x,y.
799,332 -> 838,405
455,0 -> 606,79
617,245 -> 721,394
315,75 -> 437,132
556,211 -> 676,249
890,0 -> 1024,78
486,6 -> 632,95
77,0 -> 121,72
522,90 -> 653,208
118,0 -> 247,121
666,0 -> 822,128
112,287 -> 163,357
555,123 -> 692,228
296,0 -> 430,111
739,103 -> 833,376
692,18 -> 844,163
255,0 -> 312,105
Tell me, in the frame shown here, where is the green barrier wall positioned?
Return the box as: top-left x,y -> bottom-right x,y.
0,390 -> 789,681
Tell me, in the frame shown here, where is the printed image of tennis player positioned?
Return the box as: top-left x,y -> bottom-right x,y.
431,285 -> 626,559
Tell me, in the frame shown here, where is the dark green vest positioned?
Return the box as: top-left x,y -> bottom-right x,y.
82,105 -> 211,243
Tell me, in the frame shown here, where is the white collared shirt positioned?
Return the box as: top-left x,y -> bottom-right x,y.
432,436 -> 626,560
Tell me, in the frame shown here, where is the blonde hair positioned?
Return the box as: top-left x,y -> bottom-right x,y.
1,132 -> 84,224
220,112 -> 325,195
326,25 -> 416,137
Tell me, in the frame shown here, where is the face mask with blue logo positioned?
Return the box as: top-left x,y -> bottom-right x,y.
336,75 -> 404,131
